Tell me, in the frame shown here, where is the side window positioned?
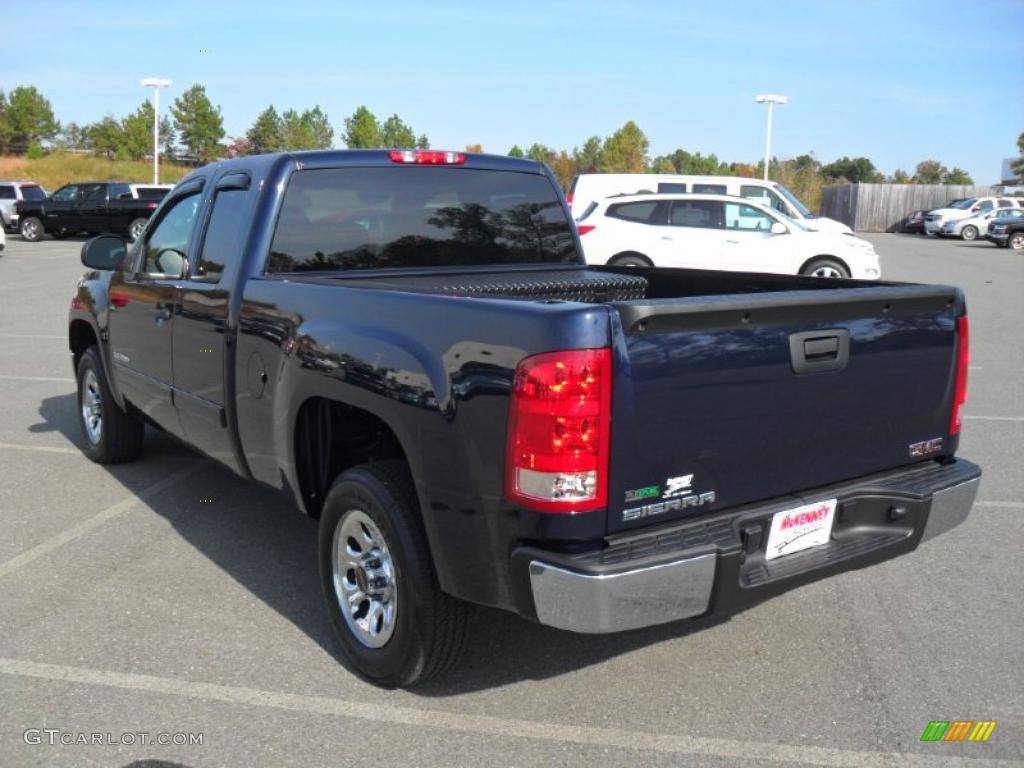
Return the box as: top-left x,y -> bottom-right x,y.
109,183 -> 132,200
196,188 -> 250,281
141,193 -> 201,276
607,201 -> 658,223
52,185 -> 78,202
669,200 -> 724,228
657,183 -> 687,193
725,203 -> 775,231
997,199 -> 1013,208
80,184 -> 106,204
976,200 -> 994,213
692,183 -> 726,194
740,185 -> 787,214
0,186 -> 14,200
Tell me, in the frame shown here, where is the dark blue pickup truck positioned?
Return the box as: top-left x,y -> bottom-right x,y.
68,149 -> 980,686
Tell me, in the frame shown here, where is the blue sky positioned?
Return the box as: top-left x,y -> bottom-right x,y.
5,0 -> 1023,182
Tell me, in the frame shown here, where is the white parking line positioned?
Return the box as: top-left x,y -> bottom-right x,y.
964,415 -> 1024,422
975,501 -> 1024,509
0,442 -> 78,455
0,658 -> 1012,768
0,333 -> 64,340
0,374 -> 75,384
0,465 -> 198,579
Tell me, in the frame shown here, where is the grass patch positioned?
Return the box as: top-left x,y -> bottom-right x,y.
0,153 -> 190,191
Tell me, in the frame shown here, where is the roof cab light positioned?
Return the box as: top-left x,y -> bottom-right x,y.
505,348 -> 612,513
950,315 -> 969,435
388,149 -> 465,165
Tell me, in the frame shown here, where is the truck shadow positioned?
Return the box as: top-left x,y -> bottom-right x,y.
35,392 -> 732,694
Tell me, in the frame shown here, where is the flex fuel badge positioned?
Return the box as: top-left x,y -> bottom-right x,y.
624,485 -> 660,503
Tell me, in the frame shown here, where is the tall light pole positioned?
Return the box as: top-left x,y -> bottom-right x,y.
141,78 -> 172,184
755,94 -> 788,181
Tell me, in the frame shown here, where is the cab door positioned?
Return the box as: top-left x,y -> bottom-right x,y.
44,184 -> 79,233
106,184 -> 203,437
76,183 -> 108,233
718,201 -> 785,273
662,199 -> 726,269
172,171 -> 253,473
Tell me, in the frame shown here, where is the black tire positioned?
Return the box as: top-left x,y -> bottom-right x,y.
960,225 -> 978,241
76,347 -> 144,464
800,257 -> 850,278
129,218 -> 148,241
608,252 -> 653,268
318,461 -> 470,687
1010,232 -> 1024,251
51,229 -> 69,240
20,216 -> 43,241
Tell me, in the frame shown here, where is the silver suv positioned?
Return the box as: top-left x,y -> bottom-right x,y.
0,181 -> 48,233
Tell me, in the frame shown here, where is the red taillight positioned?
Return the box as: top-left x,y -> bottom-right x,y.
147,202 -> 157,210
505,348 -> 612,513
388,149 -> 465,165
566,193 -> 574,206
577,225 -> 596,236
70,295 -> 85,311
950,315 -> 969,435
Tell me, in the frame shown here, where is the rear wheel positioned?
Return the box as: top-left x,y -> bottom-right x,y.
76,347 -> 144,463
1010,232 -> 1024,251
20,216 -> 43,241
801,258 -> 850,279
960,225 -> 978,241
129,218 -> 148,241
608,252 -> 653,268
318,461 -> 470,687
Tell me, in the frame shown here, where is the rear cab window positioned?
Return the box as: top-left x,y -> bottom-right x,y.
268,167 -> 577,272
19,185 -> 46,201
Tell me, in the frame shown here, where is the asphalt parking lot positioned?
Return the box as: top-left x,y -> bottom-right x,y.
1,233 -> 1021,768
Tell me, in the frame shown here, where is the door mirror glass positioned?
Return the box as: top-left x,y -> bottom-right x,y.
81,235 -> 127,270
770,222 -> 788,235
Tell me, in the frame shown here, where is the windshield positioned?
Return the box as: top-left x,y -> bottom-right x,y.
771,183 -> 813,218
20,185 -> 46,201
268,167 -> 578,272
949,198 -> 976,209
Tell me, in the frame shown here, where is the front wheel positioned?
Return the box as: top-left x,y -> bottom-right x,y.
318,461 -> 470,687
128,218 -> 148,241
960,225 -> 978,241
76,347 -> 144,463
801,258 -> 850,279
1010,232 -> 1024,251
20,216 -> 43,241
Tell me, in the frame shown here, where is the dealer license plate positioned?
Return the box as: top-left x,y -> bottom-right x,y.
765,499 -> 837,561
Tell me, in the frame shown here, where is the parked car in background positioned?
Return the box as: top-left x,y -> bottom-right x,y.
16,181 -> 162,242
904,209 -> 928,234
0,223 -> 5,252
0,180 -> 48,233
577,193 -> 880,278
924,197 -> 1022,235
941,207 -> 1024,241
568,173 -> 852,233
986,214 -> 1024,250
128,183 -> 174,201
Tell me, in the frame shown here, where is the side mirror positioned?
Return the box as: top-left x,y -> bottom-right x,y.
770,222 -> 788,235
81,235 -> 127,270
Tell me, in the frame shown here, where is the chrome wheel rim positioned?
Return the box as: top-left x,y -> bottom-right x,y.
22,220 -> 38,239
1011,234 -> 1024,250
81,369 -> 103,445
332,509 -> 397,648
811,265 -> 843,278
961,227 -> 977,241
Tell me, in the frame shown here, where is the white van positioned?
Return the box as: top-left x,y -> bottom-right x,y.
568,173 -> 852,234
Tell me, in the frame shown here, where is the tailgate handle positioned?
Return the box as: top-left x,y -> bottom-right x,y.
789,330 -> 850,374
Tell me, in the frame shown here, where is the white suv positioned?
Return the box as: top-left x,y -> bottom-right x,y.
924,197 -> 1022,235
577,194 -> 881,279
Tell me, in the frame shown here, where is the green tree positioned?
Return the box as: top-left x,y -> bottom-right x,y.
913,160 -> 946,184
87,116 -> 124,159
1013,132 -> 1024,178
0,85 -> 60,153
56,121 -> 89,151
170,84 -> 225,162
526,143 -> 553,163
343,106 -> 381,148
654,148 -> 722,175
652,156 -> 675,173
246,106 -> 283,154
380,114 -> 416,148
121,100 -> 173,160
890,169 -> 911,184
573,136 -> 603,172
301,105 -> 333,149
415,133 -> 430,149
942,167 -> 973,185
507,145 -> 525,158
821,156 -> 882,183
465,143 -> 484,153
601,121 -> 649,173
549,150 -> 577,189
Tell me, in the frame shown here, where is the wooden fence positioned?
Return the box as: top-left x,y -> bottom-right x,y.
819,183 -> 996,232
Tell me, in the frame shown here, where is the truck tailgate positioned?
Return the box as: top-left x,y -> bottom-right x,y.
606,284 -> 962,533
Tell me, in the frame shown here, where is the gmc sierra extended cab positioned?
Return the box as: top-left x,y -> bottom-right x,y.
69,149 -> 981,687
18,181 -> 161,242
